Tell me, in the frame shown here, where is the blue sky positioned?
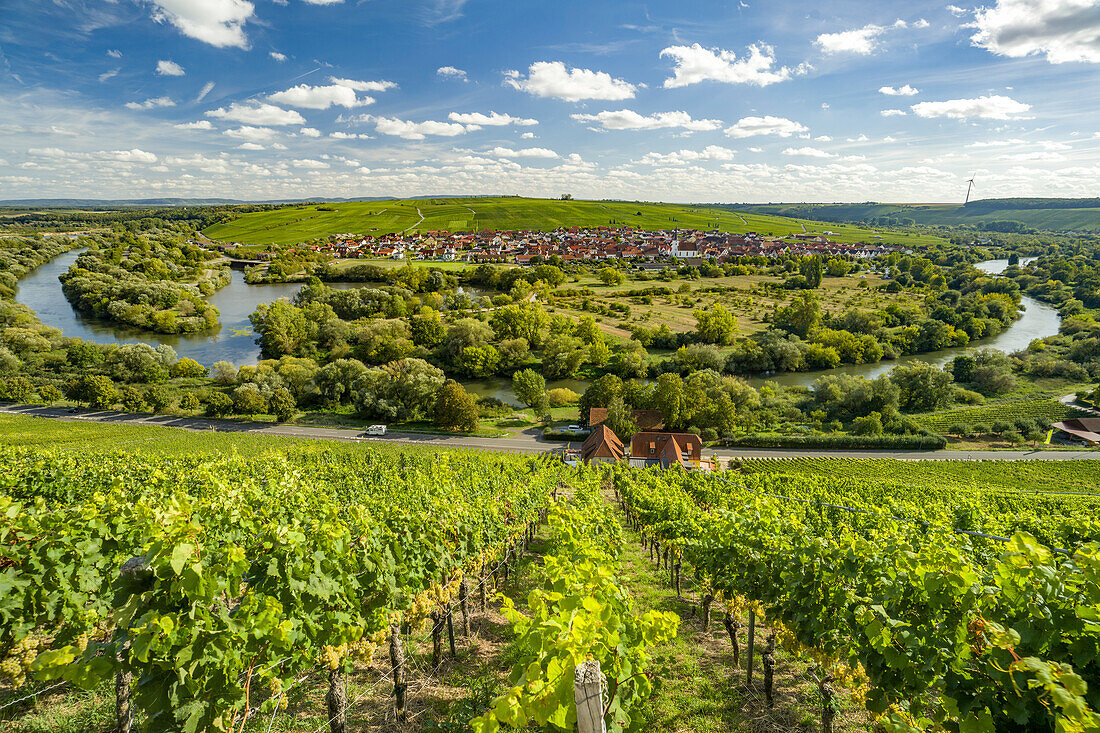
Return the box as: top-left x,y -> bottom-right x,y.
2,0 -> 1099,202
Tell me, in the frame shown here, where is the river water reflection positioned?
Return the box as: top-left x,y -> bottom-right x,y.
15,250 -> 364,365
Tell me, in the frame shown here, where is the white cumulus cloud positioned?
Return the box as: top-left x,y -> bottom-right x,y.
881,109 -> 908,116
571,109 -> 722,132
367,116 -> 471,139
969,0 -> 1100,63
328,77 -> 397,92
636,146 -> 737,165
174,120 -> 214,130
437,66 -> 468,81
125,96 -> 176,110
206,102 -> 305,125
782,147 -> 836,158
490,146 -> 559,158
270,51 -> 287,62
222,126 -> 279,142
156,60 -> 185,76
299,127 -> 322,137
910,94 -> 1032,119
448,111 -> 538,126
147,0 -> 254,49
268,84 -> 371,109
724,115 -> 808,138
503,61 -> 636,101
879,84 -> 919,95
815,20 -> 909,54
659,43 -> 799,88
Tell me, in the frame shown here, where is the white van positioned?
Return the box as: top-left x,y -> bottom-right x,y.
363,424 -> 387,436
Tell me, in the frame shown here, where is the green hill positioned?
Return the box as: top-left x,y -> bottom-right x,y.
729,199 -> 1100,233
202,196 -> 944,247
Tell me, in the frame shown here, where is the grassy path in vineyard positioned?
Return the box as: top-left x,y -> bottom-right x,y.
604,485 -> 872,733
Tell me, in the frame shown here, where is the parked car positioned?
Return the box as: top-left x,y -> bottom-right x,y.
362,424 -> 387,436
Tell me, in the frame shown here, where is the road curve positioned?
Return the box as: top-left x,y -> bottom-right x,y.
2,403 -> 1098,461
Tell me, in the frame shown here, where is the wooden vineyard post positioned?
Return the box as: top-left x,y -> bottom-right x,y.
446,606 -> 457,658
326,664 -> 347,733
763,632 -> 776,708
702,593 -> 714,633
573,659 -> 607,733
389,623 -> 407,723
820,672 -> 836,733
674,560 -> 682,598
431,609 -> 444,668
746,611 -> 756,685
663,546 -> 669,570
723,612 -> 740,667
116,556 -> 145,733
458,576 -> 470,636
479,564 -> 488,611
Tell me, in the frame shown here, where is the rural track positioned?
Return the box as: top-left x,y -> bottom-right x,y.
401,207 -> 425,233
2,404 -> 1097,462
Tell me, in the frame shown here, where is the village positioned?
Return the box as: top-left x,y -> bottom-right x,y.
287,225 -> 902,265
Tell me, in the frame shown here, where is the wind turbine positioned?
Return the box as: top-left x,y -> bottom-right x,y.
964,175 -> 975,204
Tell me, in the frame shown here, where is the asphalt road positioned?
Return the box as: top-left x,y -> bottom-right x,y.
3,403 -> 1098,462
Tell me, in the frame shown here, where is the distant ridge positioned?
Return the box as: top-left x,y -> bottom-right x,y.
0,194 -> 510,207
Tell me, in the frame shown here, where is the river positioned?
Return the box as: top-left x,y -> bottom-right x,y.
14,250 -> 355,365
15,253 -> 1060,399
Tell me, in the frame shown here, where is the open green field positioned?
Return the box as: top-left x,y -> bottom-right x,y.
203,196 -> 944,247
734,201 -> 1100,232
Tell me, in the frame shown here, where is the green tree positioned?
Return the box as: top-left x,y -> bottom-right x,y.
120,386 -> 150,412
598,267 -> 625,286
653,373 -> 687,430
433,380 -> 480,432
851,411 -> 884,436
774,291 -> 822,338
352,358 -> 445,422
890,362 -> 953,412
541,335 -> 585,379
66,374 -> 117,409
1,376 -> 32,402
66,341 -> 103,370
410,310 -> 446,347
314,358 -> 369,406
232,385 -> 267,417
144,385 -> 173,413
456,344 -> 501,378
490,303 -> 548,347
611,340 -> 649,379
179,393 -> 201,411
512,369 -> 547,408
250,300 -> 316,358
170,357 -> 207,379
800,256 -> 824,288
204,391 -> 233,417
603,395 -> 637,441
694,304 -> 739,345
37,384 -> 63,404
268,387 -> 297,422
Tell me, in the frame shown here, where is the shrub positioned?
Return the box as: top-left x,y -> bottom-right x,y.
37,384 -> 63,403
546,388 -> 580,407
1003,429 -> 1025,444
728,433 -> 946,450
701,427 -> 719,443
179,393 -> 200,411
205,392 -> 233,417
